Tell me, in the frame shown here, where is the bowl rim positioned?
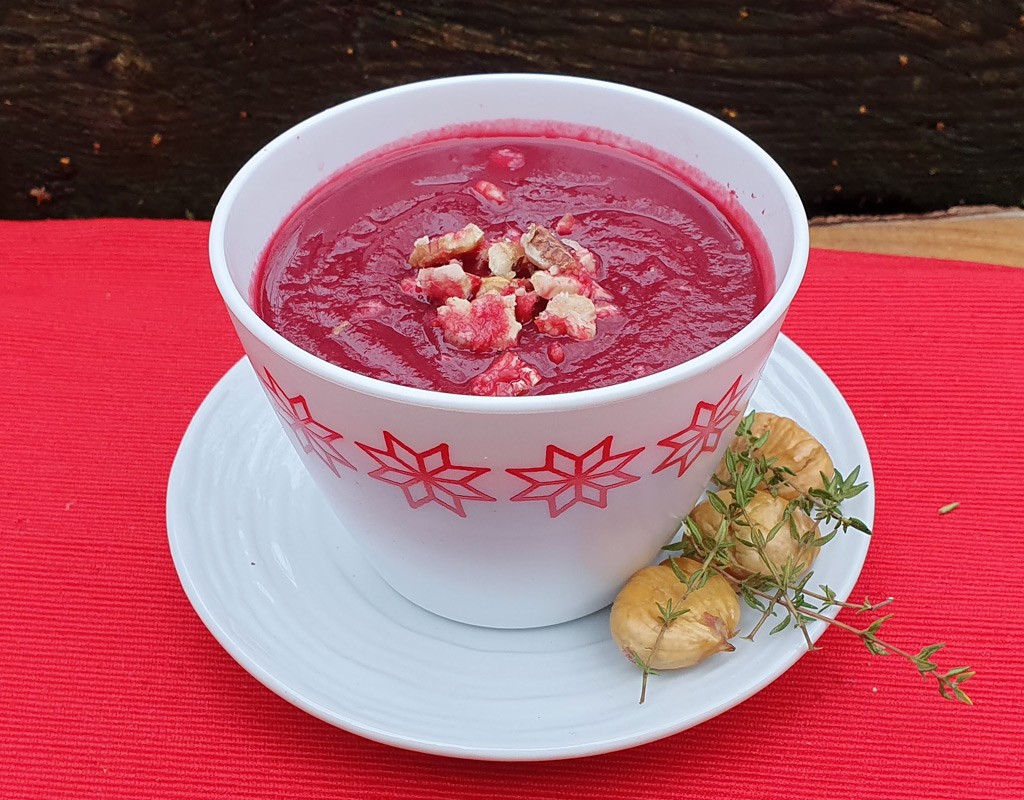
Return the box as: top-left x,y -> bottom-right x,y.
208,73 -> 809,413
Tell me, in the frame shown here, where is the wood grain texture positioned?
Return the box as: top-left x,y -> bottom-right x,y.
2,0 -> 1023,220
810,209 -> 1024,267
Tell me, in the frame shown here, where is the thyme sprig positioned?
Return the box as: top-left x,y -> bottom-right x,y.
662,411 -> 974,705
633,599 -> 689,704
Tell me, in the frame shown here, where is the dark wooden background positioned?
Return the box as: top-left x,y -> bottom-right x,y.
2,0 -> 1022,220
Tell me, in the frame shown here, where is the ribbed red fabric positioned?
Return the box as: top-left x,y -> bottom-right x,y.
1,220 -> 1021,799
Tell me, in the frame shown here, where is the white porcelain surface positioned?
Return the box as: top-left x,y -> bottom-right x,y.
208,74 -> 811,627
167,335 -> 873,761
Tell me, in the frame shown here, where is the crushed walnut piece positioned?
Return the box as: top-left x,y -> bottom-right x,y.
563,238 -> 597,273
409,223 -> 485,268
478,275 -> 512,295
469,352 -> 541,397
521,223 -> 580,273
530,265 -> 596,300
535,292 -> 597,341
435,293 -> 521,353
415,260 -> 479,304
489,148 -> 525,170
486,240 -> 524,278
473,180 -> 507,204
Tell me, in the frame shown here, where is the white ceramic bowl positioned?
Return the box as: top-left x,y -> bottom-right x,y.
209,74 -> 808,628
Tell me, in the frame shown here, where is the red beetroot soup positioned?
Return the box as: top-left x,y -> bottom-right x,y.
253,131 -> 773,396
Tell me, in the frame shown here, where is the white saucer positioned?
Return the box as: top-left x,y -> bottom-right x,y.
167,334 -> 873,761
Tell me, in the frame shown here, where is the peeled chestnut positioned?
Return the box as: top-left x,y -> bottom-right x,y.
690,489 -> 820,578
610,557 -> 740,670
715,412 -> 834,499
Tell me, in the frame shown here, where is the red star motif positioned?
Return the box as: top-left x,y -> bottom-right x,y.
507,436 -> 644,518
356,431 -> 496,518
653,375 -> 750,477
258,368 -> 355,475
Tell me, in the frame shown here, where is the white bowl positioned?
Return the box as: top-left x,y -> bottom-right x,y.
208,74 -> 808,628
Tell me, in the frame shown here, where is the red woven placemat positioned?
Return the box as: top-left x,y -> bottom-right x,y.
1,220 -> 1021,799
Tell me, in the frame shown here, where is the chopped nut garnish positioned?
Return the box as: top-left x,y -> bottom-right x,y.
563,238 -> 597,273
555,213 -> 575,235
531,264 -> 596,300
478,275 -> 512,295
535,292 -> 597,341
490,148 -> 525,170
415,260 -> 478,304
521,224 -> 580,273
469,352 -> 541,396
473,180 -> 507,204
486,240 -> 524,277
435,293 -> 521,352
399,213 -> 616,386
409,223 -> 485,268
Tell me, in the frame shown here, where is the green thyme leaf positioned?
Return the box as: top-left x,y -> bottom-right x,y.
770,614 -> 792,635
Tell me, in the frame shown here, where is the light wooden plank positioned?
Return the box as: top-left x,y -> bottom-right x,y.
809,209 -> 1024,268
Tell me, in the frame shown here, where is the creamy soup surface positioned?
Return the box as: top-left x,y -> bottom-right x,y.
253,131 -> 772,396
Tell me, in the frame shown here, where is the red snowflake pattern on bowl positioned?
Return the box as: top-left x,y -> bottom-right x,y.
507,436 -> 644,518
356,431 -> 496,518
653,375 -> 750,477
258,367 -> 355,476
